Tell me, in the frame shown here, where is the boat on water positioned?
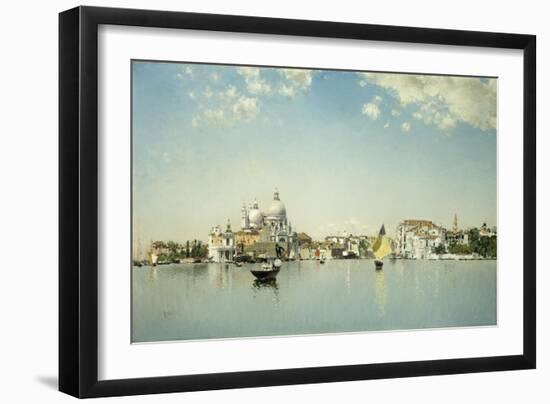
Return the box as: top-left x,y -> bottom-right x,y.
251,259 -> 282,281
342,250 -> 358,259
372,224 -> 392,270
251,244 -> 285,281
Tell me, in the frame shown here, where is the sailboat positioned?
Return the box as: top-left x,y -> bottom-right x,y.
372,224 -> 392,270
148,250 -> 159,267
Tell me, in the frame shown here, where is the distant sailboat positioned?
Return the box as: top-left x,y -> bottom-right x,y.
148,251 -> 159,267
372,224 -> 392,270
133,224 -> 146,266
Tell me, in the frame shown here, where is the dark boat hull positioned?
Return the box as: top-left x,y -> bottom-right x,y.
251,268 -> 280,281
374,260 -> 384,270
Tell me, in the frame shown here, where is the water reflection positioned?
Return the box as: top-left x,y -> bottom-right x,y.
148,266 -> 157,282
374,269 -> 386,317
252,279 -> 280,303
132,260 -> 497,342
345,262 -> 351,292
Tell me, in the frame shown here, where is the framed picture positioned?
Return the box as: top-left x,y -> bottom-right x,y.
59,6 -> 536,398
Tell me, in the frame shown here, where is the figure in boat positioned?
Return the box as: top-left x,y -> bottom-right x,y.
250,243 -> 285,281
372,224 -> 392,270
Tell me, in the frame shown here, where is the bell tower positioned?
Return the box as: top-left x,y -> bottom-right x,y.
241,204 -> 249,229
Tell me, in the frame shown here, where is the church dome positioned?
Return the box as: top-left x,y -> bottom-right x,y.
267,189 -> 286,218
248,209 -> 264,228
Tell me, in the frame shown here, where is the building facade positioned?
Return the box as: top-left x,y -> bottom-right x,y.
395,219 -> 446,259
217,189 -> 300,259
208,220 -> 235,263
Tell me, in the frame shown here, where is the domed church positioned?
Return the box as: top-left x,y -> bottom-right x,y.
238,189 -> 299,259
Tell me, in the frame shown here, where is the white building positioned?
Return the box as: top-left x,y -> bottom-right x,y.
239,189 -> 300,259
395,219 -> 445,259
479,222 -> 497,237
208,220 -> 235,263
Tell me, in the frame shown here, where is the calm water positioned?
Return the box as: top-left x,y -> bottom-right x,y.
132,259 -> 496,342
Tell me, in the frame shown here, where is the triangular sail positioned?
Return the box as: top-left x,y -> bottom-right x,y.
373,236 -> 392,260
372,224 -> 392,260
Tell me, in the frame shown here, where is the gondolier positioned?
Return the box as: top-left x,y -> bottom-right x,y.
251,243 -> 284,281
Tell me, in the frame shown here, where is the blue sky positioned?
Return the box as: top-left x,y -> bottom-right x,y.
132,61 -> 497,242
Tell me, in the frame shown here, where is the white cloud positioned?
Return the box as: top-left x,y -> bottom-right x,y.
203,87 -> 213,99
236,66 -> 259,79
401,122 -> 411,133
277,68 -> 315,98
358,72 -> 496,132
247,79 -> 271,95
279,84 -> 295,98
203,109 -> 225,125
278,69 -> 313,90
361,95 -> 383,120
219,85 -> 238,99
191,95 -> 260,128
344,218 -> 360,226
210,72 -> 220,82
232,96 -> 259,122
237,67 -> 272,95
362,103 -> 381,120
176,66 -> 193,79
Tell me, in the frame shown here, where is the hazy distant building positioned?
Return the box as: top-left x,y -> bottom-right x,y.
236,189 -> 300,259
208,220 -> 235,263
445,214 -> 469,246
395,219 -> 445,259
479,221 -> 497,237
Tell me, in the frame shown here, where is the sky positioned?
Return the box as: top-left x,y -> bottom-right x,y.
132,60 -> 497,243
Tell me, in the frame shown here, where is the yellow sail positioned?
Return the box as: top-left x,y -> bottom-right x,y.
372,236 -> 392,260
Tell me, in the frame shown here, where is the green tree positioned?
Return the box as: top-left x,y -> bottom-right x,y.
448,243 -> 472,255
433,244 -> 446,255
359,239 -> 370,257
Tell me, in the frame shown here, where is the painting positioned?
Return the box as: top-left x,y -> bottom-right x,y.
131,60 -> 497,343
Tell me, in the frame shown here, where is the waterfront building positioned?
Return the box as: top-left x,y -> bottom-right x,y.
395,219 -> 446,259
479,222 -> 497,237
208,220 -> 235,263
445,214 -> 469,247
235,189 -> 300,259
297,232 -> 312,246
323,233 -> 369,258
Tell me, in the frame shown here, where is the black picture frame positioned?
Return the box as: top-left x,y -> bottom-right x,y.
59,5 -> 536,398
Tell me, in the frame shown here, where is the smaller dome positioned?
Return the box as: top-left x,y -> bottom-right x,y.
249,209 -> 264,228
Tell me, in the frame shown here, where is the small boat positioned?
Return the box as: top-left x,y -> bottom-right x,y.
251,258 -> 282,281
234,262 -> 243,267
342,250 -> 358,259
319,258 -> 325,264
372,224 -> 392,270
